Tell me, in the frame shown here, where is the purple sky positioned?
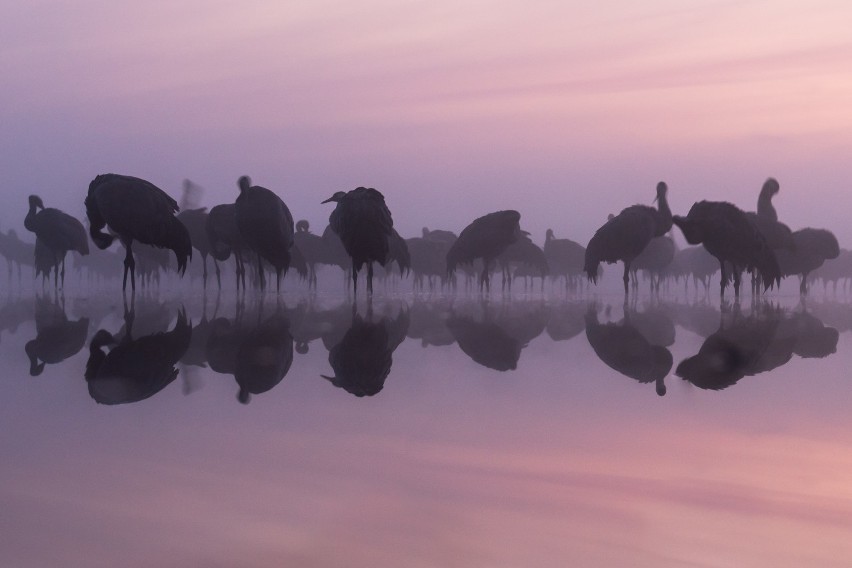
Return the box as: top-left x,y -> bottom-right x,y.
2,0 -> 852,247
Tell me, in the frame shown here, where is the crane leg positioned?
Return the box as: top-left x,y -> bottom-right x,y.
202,256 -> 208,289
367,262 -> 374,295
733,267 -> 741,297
719,261 -> 726,298
121,240 -> 136,292
800,274 -> 808,295
622,263 -> 630,295
214,260 -> 221,289
351,260 -> 358,296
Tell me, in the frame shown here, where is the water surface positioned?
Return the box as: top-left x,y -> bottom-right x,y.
2,290 -> 852,567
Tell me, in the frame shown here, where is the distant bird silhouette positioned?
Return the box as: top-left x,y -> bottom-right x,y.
812,249 -> 852,294
235,176 -> 305,291
406,237 -> 448,290
671,245 -> 719,292
672,201 -> 780,297
85,174 -> 191,292
0,228 -> 35,283
630,235 -> 675,293
177,207 -> 217,288
544,229 -> 585,290
584,182 -> 672,295
446,210 -> 522,292
776,228 -> 840,295
322,187 -> 408,295
85,308 -> 191,405
294,220 -> 327,289
321,307 -> 409,397
584,305 -> 671,396
25,296 -> 89,376
206,203 -> 246,289
497,233 -> 548,291
422,227 -> 458,245
24,195 -> 89,288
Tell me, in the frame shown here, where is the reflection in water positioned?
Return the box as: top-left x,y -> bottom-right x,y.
25,295 -> 89,375
85,307 -> 191,404
289,301 -> 353,354
585,304 -> 672,395
203,305 -> 295,403
676,304 -> 838,390
0,296 -> 34,342
322,305 -> 409,397
446,301 -> 549,371
407,299 -> 454,347
235,313 -> 293,404
545,301 -> 586,342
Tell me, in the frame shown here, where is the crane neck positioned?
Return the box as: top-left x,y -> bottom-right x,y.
655,192 -> 672,235
757,191 -> 778,222
24,203 -> 39,232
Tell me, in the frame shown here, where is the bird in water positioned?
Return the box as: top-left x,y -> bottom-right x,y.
85,174 -> 191,292
321,187 -> 408,296
24,195 -> 89,289
584,182 -> 672,295
446,210 -> 523,292
235,175 -> 306,292
672,201 -> 781,298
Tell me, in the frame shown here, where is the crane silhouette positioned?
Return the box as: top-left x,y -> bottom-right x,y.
584,182 -> 672,295
672,201 -> 781,298
776,228 -> 840,295
0,228 -> 35,283
206,203 -> 246,290
544,229 -> 585,290
25,195 -> 89,289
85,174 -> 191,292
235,175 -> 304,291
630,235 -> 675,293
321,186 -> 408,296
745,178 -> 794,291
497,232 -> 548,292
446,210 -> 522,292
294,220 -> 327,289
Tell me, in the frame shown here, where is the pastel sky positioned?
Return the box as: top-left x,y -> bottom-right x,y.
2,0 -> 851,245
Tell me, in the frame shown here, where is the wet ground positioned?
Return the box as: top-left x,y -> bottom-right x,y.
2,288 -> 852,567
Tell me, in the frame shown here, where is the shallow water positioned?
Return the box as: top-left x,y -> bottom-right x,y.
2,289 -> 852,568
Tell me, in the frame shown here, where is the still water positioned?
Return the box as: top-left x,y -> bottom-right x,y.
2,289 -> 852,567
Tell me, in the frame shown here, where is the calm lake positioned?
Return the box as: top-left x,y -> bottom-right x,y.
2,287 -> 851,568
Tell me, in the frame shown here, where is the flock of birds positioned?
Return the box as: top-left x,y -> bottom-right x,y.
6,174 -> 849,298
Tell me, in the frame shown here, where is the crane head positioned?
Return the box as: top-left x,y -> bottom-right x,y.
295,219 -> 310,233
653,181 -> 667,202
321,191 -> 347,204
28,195 -> 44,209
237,176 -> 252,193
761,177 -> 780,196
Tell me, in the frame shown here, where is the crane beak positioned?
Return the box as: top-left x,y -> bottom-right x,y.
321,196 -> 335,204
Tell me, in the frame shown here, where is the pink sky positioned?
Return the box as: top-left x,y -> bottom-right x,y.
2,0 -> 851,247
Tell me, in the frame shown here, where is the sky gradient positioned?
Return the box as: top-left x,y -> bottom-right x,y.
2,0 -> 851,247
